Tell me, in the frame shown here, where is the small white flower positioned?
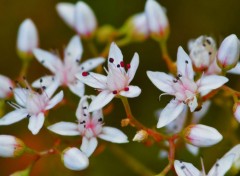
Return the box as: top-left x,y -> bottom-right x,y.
48,95 -> 128,157
183,124 -> 222,147
62,147 -> 89,171
17,19 -> 39,57
56,1 -> 97,38
0,135 -> 25,158
32,35 -> 104,97
217,34 -> 240,70
147,46 -> 228,128
0,75 -> 14,99
0,80 -> 63,135
174,153 -> 235,176
76,42 -> 141,112
145,0 -> 169,38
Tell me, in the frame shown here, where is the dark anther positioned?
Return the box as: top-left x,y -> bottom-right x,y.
126,64 -> 131,69
81,66 -> 84,70
120,61 -> 124,67
27,114 -> 31,118
113,90 -> 118,94
83,113 -> 86,116
117,64 -> 120,68
41,60 -> 45,64
9,87 -> 13,90
206,39 -> 211,45
82,72 -> 89,77
124,87 -> 129,91
76,59 -> 80,63
83,106 -> 87,109
80,120 -> 86,124
42,86 -> 46,90
98,118 -> 103,122
181,166 -> 185,169
173,79 -> 178,83
209,52 -> 212,55
109,58 -> 114,63
185,60 -> 188,64
40,78 -> 43,83
178,74 -> 182,77
203,43 -> 206,47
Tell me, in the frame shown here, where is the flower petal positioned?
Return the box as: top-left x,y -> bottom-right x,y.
13,88 -> 28,107
108,42 -> 123,66
98,127 -> 128,143
119,85 -> 141,98
157,100 -> 185,128
79,57 -> 105,72
88,90 -> 114,112
64,35 -> 83,64
48,122 -> 79,136
46,91 -> 64,110
56,3 -> 75,28
127,53 -> 139,83
0,109 -> 28,125
197,75 -> 228,93
147,71 -> 174,94
76,96 -> 90,120
68,81 -> 85,97
80,137 -> 98,157
31,75 -> 54,88
44,80 -> 60,98
33,48 -> 62,73
177,46 -> 194,80
76,72 -> 107,90
185,144 -> 199,156
228,61 -> 240,75
28,113 -> 45,135
174,160 -> 201,176
0,74 -> 13,99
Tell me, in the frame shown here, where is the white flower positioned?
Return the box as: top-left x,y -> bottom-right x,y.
32,35 -> 104,97
17,19 -> 39,57
217,34 -> 240,70
183,124 -> 223,147
145,0 -> 169,38
56,1 -> 97,38
62,147 -> 89,171
0,80 -> 63,135
0,75 -> 14,99
48,95 -> 128,157
76,42 -> 141,112
147,46 -> 228,128
174,153 -> 235,176
223,144 -> 240,173
0,135 -> 25,157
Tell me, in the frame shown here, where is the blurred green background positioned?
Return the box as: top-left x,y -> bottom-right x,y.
0,0 -> 240,175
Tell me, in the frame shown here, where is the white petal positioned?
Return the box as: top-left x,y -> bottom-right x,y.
174,160 -> 201,176
80,137 -> 98,157
98,127 -> 128,143
33,49 -> 62,73
79,57 -> 105,71
119,86 -> 141,98
228,62 -> 240,75
17,19 -> 38,53
68,81 -> 85,97
186,144 -> 199,156
64,35 -> 83,64
0,109 -> 28,125
157,100 -> 185,128
13,88 -> 28,107
76,72 -> 107,89
48,122 -> 79,136
28,113 -> 45,135
146,71 -> 174,94
108,42 -> 123,65
56,3 -> 75,28
76,96 -> 90,120
88,90 -> 114,112
197,75 -> 228,93
31,75 -> 54,88
192,101 -> 211,123
177,47 -> 194,80
0,74 -> 13,99
63,147 -> 89,171
127,53 -> 139,83
44,80 -> 60,98
208,154 -> 235,176
46,91 -> 63,110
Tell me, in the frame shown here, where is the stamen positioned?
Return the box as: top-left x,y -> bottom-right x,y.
117,64 -> 120,68
185,60 -> 188,64
82,72 -> 89,77
120,61 -> 124,67
112,90 -> 118,94
109,58 -> 114,63
124,87 -> 129,91
83,106 -> 87,109
98,118 -> 103,122
206,39 -> 211,44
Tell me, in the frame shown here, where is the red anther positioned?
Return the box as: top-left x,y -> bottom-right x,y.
126,64 -> 131,69
124,87 -> 129,91
112,90 -> 118,94
82,72 -> 89,76
109,58 -> 114,63
120,61 -> 125,67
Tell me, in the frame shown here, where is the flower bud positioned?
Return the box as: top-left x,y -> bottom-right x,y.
62,147 -> 89,171
217,34 -> 240,70
145,0 -> 169,40
74,1 -> 97,38
233,102 -> 240,123
17,19 -> 39,59
0,74 -> 14,99
133,130 -> 148,142
183,124 -> 223,147
96,25 -> 117,43
0,135 -> 25,157
121,118 -> 130,127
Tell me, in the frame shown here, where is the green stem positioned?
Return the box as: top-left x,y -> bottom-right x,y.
19,60 -> 30,78
0,99 -> 5,117
116,37 -> 131,47
109,144 -> 155,176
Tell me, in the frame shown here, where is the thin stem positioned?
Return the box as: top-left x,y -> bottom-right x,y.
116,37 -> 131,47
221,85 -> 240,97
109,144 -> 155,176
159,40 -> 176,74
19,60 -> 30,78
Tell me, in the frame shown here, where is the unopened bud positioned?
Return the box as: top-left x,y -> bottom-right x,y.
17,19 -> 39,60
145,0 -> 169,41
62,147 -> 89,171
96,25 -> 117,43
121,118 -> 130,127
0,135 -> 25,157
217,34 -> 240,71
0,75 -> 14,99
133,130 -> 148,142
183,124 -> 223,147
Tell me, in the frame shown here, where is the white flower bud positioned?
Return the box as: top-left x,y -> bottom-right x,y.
217,34 -> 240,70
183,124 -> 223,147
17,19 -> 39,59
133,130 -> 148,142
0,135 -> 25,157
0,75 -> 13,99
145,0 -> 169,40
62,147 -> 89,171
233,102 -> 240,123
